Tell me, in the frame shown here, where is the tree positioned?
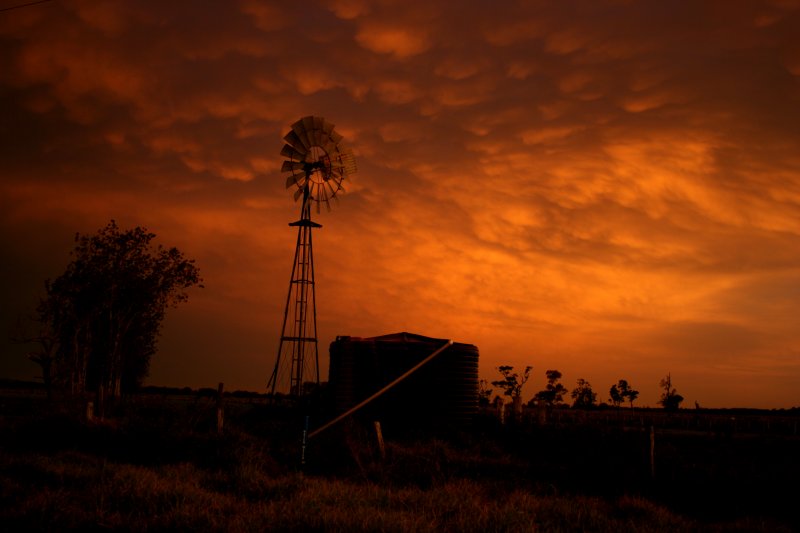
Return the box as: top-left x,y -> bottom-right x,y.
609,384 -> 622,408
35,221 -> 202,398
478,379 -> 493,407
571,378 -> 597,409
491,366 -> 531,398
617,379 -> 639,410
533,369 -> 568,407
658,373 -> 683,411
11,315 -> 58,400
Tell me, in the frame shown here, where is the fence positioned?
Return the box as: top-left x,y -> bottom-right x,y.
482,404 -> 800,437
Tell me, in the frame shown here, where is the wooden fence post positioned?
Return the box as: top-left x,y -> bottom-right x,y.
97,385 -> 105,421
216,382 -> 224,435
374,421 -> 386,460
649,425 -> 656,480
300,415 -> 309,466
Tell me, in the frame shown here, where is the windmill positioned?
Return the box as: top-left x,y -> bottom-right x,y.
267,116 -> 356,397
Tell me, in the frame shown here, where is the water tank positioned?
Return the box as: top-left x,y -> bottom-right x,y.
328,332 -> 479,431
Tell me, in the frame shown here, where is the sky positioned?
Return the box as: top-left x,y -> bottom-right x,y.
1,0 -> 799,409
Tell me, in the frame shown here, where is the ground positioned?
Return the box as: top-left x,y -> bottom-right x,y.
0,386 -> 797,532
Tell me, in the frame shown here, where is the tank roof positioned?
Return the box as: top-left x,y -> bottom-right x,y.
335,332 -> 449,344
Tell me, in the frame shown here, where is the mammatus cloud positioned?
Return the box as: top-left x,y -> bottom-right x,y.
1,0 -> 799,408
355,25 -> 430,59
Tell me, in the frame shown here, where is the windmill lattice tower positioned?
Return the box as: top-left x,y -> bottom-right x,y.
267,116 -> 356,397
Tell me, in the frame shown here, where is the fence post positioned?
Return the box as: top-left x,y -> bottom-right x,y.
649,425 -> 656,480
216,382 -> 224,435
300,415 -> 309,467
96,385 -> 105,421
374,421 -> 386,460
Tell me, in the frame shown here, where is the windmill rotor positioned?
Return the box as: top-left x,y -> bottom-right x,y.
281,115 -> 356,214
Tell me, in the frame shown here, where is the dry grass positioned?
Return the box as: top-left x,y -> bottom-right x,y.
0,394 -> 795,532
0,449 -> 704,532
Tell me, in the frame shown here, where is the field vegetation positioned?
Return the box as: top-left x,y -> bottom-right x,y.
1,385 -> 798,532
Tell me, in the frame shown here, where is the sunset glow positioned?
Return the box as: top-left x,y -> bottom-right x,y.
1,0 -> 799,408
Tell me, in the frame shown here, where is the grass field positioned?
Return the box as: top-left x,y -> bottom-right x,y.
0,388 -> 797,532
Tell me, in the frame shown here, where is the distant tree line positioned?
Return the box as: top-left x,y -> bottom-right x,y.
485,365 -> 684,411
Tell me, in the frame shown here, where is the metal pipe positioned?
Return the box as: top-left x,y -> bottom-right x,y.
308,340 -> 453,439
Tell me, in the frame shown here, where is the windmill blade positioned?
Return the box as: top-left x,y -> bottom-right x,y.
312,116 -> 325,145
325,179 -> 339,199
329,169 -> 345,186
290,117 -> 305,132
286,173 -> 304,189
296,116 -> 315,148
330,166 -> 350,181
302,116 -> 316,137
281,161 -> 305,173
281,143 -> 306,160
284,130 -> 308,153
316,184 -> 325,208
330,130 -> 343,144
307,127 -> 320,147
322,118 -> 335,137
333,174 -> 344,190
339,149 -> 357,174
293,187 -> 304,202
291,121 -> 311,150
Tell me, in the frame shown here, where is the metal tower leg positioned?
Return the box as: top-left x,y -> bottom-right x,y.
268,194 -> 322,397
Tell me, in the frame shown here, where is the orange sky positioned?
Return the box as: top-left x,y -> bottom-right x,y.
1,0 -> 799,408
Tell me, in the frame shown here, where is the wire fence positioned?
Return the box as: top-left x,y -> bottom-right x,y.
482,404 -> 800,437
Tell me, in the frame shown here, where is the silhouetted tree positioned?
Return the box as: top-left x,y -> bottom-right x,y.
609,384 -> 623,408
617,379 -> 639,410
491,366 -> 531,398
571,378 -> 597,409
478,379 -> 493,407
533,369 -> 568,407
11,315 -> 58,399
36,221 -> 202,398
658,373 -> 683,411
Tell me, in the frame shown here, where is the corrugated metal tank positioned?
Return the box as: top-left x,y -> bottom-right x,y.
328,332 -> 479,429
